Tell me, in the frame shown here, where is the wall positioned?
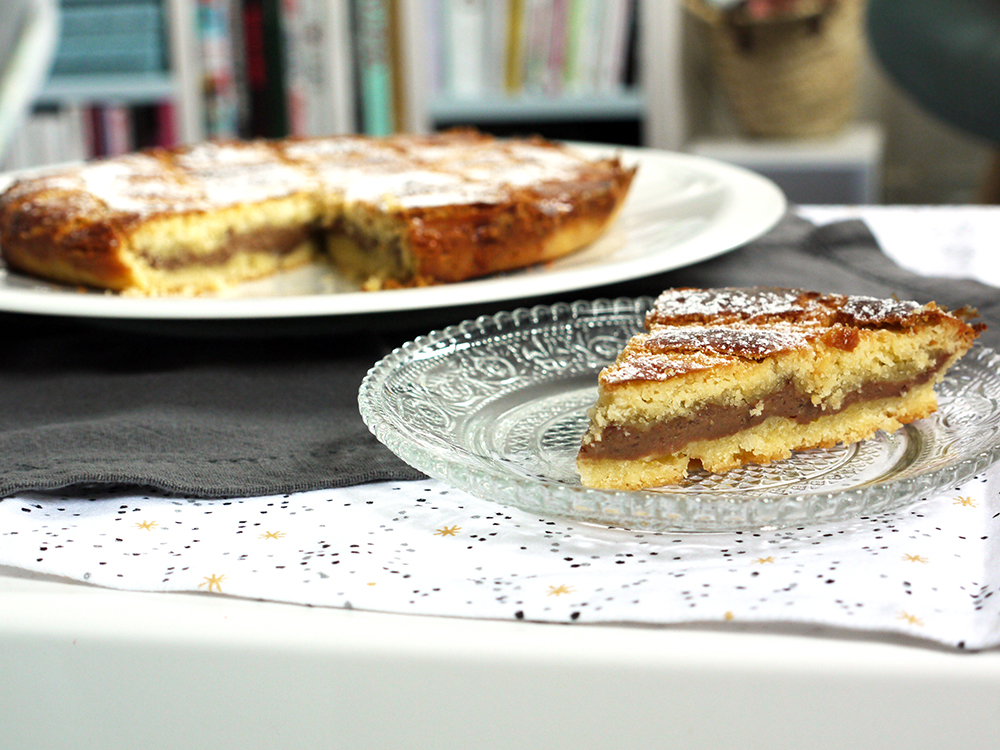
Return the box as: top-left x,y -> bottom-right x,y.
860,58 -> 992,204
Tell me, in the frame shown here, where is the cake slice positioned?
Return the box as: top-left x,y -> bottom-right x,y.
577,287 -> 983,490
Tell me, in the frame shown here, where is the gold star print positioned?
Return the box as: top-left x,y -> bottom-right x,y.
752,556 -> 775,564
954,496 -> 977,507
902,553 -> 929,563
547,584 -> 574,596
434,525 -> 461,537
897,611 -> 923,627
724,611 -> 735,621
259,531 -> 285,540
134,520 -> 158,530
198,574 -> 226,593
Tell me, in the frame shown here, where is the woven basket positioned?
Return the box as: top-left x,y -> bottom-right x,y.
688,0 -> 865,138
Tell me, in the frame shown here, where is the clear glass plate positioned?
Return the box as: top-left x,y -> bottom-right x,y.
359,299 -> 1000,532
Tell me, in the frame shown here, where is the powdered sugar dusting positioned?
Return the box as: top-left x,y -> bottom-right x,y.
840,295 -> 921,324
78,155 -> 202,214
649,287 -> 928,329
173,141 -> 316,205
649,287 -> 821,324
9,132 -> 618,219
604,287 -> 939,385
292,135 -> 593,208
646,322 -> 814,359
602,349 -> 732,385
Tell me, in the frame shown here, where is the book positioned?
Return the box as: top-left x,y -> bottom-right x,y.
353,0 -> 397,135
196,0 -> 240,137
563,0 -> 600,92
242,0 -> 289,137
0,105 -> 90,171
521,0 -> 553,94
287,0 -> 355,136
595,0 -> 633,91
504,0 -> 526,93
544,0 -> 569,94
89,104 -> 133,158
484,0 -> 510,94
430,0 -> 638,101
443,0 -> 487,98
282,0 -> 313,135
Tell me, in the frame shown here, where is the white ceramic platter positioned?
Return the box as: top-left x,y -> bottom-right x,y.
0,145 -> 785,320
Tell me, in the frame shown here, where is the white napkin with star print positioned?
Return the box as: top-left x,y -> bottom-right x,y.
2,460 -> 998,651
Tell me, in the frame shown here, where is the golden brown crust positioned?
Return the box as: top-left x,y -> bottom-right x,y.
0,185 -> 135,289
400,162 -> 635,282
602,287 -> 981,387
0,131 -> 635,291
0,131 -> 636,294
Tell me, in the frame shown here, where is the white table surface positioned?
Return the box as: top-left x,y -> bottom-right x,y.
3,205 -> 1000,750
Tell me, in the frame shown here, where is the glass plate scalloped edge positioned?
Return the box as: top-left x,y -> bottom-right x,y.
359,298 -> 1000,532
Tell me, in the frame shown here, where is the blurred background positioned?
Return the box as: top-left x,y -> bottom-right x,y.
0,0 -> 991,205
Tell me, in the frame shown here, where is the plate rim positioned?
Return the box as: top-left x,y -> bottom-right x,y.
0,145 -> 786,321
360,298 -> 1000,531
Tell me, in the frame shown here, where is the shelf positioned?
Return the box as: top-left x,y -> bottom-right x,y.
400,0 -> 687,149
38,72 -> 177,106
25,0 -> 201,143
430,89 -> 644,124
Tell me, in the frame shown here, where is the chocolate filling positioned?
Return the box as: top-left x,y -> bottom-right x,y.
580,360 -> 948,461
329,219 -> 405,259
141,225 -> 317,271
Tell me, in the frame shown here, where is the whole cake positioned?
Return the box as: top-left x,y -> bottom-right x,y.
577,287 -> 983,490
0,130 -> 636,295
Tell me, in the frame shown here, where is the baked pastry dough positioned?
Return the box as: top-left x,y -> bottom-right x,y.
577,287 -> 983,489
0,130 -> 636,295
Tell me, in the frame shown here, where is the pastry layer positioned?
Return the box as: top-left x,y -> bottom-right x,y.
578,387 -> 939,490
579,358 -> 947,463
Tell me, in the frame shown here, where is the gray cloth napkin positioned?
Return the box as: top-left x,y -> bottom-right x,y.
0,213 -> 994,498
0,325 -> 427,498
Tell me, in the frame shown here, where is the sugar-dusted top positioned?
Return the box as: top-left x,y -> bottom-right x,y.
281,131 -> 611,209
645,322 -> 815,358
646,287 -> 925,329
0,131 -> 632,223
601,287 -> 957,386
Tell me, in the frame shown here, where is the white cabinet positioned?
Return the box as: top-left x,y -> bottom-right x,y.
688,123 -> 885,205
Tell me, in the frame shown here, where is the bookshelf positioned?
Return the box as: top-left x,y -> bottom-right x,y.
8,0 -> 691,171
429,89 -> 644,124
9,0 -> 359,172
3,0 -> 203,170
37,0 -> 203,143
398,0 -> 689,150
39,73 -> 177,104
